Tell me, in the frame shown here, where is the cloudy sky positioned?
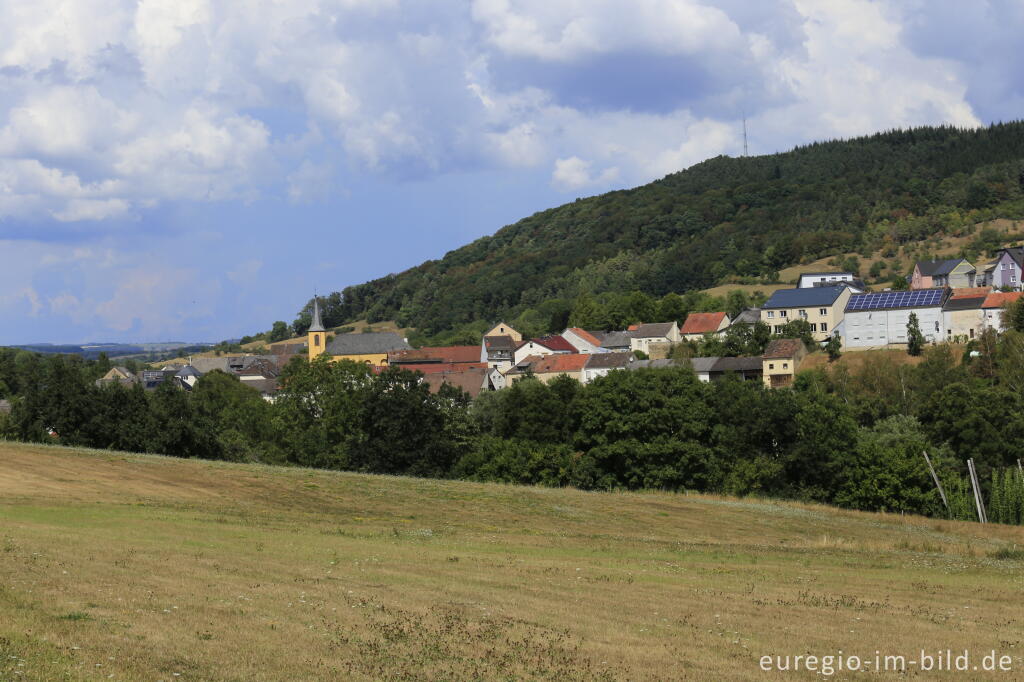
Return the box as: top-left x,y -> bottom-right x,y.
0,0 -> 1020,344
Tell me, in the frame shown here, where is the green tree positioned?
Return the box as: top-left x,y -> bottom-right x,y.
825,334 -> 842,361
268,321 -> 292,343
906,312 -> 925,356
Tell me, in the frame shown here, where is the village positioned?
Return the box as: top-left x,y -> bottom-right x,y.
91,246 -> 1024,400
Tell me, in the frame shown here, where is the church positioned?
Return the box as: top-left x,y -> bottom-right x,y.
306,297 -> 411,367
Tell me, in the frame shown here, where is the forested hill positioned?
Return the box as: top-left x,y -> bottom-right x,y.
299,122 -> 1024,341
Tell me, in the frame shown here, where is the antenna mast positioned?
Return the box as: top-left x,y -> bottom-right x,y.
742,113 -> 749,157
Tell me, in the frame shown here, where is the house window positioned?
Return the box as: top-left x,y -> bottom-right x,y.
819,308 -> 827,315
1013,276 -> 1017,283
783,363 -> 789,369
820,323 -> 828,332
779,310 -> 788,318
769,363 -> 775,370
314,336 -> 320,347
1002,263 -> 1007,270
773,326 -> 784,334
970,328 -> 975,339
767,311 -> 775,318
809,323 -> 817,332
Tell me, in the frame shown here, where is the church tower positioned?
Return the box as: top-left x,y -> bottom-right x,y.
307,296 -> 327,360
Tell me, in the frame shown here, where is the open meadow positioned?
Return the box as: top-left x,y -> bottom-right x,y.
2,442 -> 1024,680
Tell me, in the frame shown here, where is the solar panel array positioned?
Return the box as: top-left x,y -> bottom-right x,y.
846,289 -> 944,311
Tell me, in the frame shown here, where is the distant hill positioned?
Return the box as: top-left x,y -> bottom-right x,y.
7,342 -> 214,361
298,122 -> 1024,338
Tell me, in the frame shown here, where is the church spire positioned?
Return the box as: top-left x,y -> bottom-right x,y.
308,295 -> 326,333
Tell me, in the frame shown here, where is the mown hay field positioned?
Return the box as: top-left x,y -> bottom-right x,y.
2,441 -> 1024,680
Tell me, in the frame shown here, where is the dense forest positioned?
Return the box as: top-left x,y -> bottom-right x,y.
290,122 -> 1024,344
5,321 -> 1024,524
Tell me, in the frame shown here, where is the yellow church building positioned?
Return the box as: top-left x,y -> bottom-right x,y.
307,297 -> 411,367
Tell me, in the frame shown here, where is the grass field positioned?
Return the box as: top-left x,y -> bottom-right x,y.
2,443 -> 1024,680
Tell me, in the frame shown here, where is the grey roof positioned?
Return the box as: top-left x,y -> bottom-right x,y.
689,356 -> 762,373
712,356 -> 763,372
917,258 -> 971,277
600,331 -> 633,349
325,331 -> 410,355
689,357 -> 719,373
631,322 -> 675,338
175,365 -> 202,378
763,286 -> 847,309
729,308 -> 762,326
628,358 -> 684,370
308,296 -> 326,333
584,352 -> 633,370
242,378 -> 279,396
191,357 -> 232,373
942,296 -> 986,312
484,335 -> 517,352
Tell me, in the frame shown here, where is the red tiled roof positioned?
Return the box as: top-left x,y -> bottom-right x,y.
389,345 -> 480,364
949,287 -> 992,299
763,338 -> 804,359
422,368 -> 488,398
531,354 -> 589,374
568,327 -> 603,347
396,362 -> 488,374
522,335 -> 577,353
983,291 -> 1024,309
681,311 -> 728,335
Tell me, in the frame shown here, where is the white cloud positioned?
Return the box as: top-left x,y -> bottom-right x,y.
471,0 -> 743,61
0,0 -> 992,232
551,156 -> 619,191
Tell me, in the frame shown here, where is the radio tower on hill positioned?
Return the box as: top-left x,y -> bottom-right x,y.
742,112 -> 749,157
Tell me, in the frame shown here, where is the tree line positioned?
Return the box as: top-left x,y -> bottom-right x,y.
6,328 -> 1024,522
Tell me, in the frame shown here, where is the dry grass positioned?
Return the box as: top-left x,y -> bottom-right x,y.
2,442 -> 1024,680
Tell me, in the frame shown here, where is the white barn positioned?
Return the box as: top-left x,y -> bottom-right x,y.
843,289 -> 947,349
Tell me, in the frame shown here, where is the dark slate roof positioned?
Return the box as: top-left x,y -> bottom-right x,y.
846,288 -> 946,312
916,258 -> 970,277
712,356 -> 764,372
1005,247 -> 1024,268
729,308 -> 762,326
631,322 -> 675,338
690,356 -> 763,373
763,286 -> 847,309
942,296 -> 986,312
600,331 -> 633,348
628,358 -> 685,370
484,335 -> 517,352
584,352 -> 633,370
763,339 -> 804,359
325,332 -> 411,355
308,296 -> 326,333
175,365 -> 202,378
689,357 -> 719,373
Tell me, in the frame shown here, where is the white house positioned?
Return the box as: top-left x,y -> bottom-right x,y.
582,353 -> 633,384
843,289 -> 947,349
797,272 -> 864,292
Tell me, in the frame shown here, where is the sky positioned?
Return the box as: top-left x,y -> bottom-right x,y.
1,0 -> 1022,344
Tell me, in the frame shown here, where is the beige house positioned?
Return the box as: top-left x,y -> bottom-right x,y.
628,322 -> 681,357
760,286 -> 851,343
762,339 -> 807,389
942,291 -> 988,342
483,322 -> 522,343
